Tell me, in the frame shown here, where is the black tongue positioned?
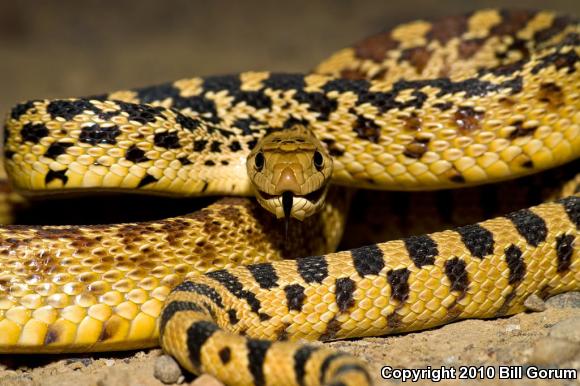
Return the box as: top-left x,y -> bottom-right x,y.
282,191 -> 293,242
282,191 -> 293,219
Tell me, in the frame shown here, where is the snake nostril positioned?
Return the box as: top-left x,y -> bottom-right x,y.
255,152 -> 265,171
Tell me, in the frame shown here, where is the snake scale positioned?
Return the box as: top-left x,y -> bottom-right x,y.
1,9 -> 579,386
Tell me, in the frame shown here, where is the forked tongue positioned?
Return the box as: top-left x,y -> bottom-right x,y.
282,191 -> 293,240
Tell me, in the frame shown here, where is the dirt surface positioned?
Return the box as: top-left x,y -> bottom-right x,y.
1,1 -> 579,385
1,293 -> 579,386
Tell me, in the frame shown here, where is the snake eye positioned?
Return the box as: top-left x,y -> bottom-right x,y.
255,152 -> 265,171
313,151 -> 324,171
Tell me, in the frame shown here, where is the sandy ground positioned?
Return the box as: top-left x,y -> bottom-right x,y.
1,293 -> 579,386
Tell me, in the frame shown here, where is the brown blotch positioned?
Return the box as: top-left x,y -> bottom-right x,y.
454,106 -> 484,133
44,326 -> 60,345
400,46 -> 432,73
275,323 -> 290,341
35,227 -> 82,239
403,139 -> 429,159
458,38 -> 486,59
319,316 -> 342,341
353,117 -> 381,143
538,82 -> 564,108
508,120 -> 538,139
387,312 -> 402,329
495,290 -> 517,317
427,14 -> 469,44
403,112 -> 422,131
354,32 -> 399,62
522,160 -> 534,169
490,10 -> 535,37
218,206 -> 242,223
98,319 -> 120,342
498,96 -> 516,107
339,68 -> 368,80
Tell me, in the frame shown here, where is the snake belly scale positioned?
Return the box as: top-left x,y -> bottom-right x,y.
0,9 -> 579,386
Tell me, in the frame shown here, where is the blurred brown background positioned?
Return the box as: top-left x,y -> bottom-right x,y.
1,0 -> 578,118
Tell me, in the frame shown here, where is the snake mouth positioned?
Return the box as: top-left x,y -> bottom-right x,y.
255,186 -> 328,220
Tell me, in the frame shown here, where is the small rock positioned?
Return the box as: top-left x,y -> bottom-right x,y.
154,355 -> 183,384
546,292 -> 580,308
191,374 -> 224,386
524,294 -> 546,312
548,317 -> 580,343
528,337 -> 580,365
104,359 -> 115,367
505,324 -> 520,332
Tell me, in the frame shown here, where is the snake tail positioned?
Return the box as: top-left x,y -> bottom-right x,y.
159,195 -> 578,386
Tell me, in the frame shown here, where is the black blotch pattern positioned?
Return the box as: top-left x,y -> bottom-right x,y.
556,234 -> 574,273
153,131 -> 181,149
178,157 -> 192,165
233,91 -> 273,110
137,174 -> 158,188
229,141 -> 242,152
117,101 -> 165,124
444,257 -> 469,294
456,224 -> 495,258
227,309 -> 239,325
210,141 -> 222,152
504,244 -> 526,285
159,300 -> 204,335
175,113 -> 200,132
403,235 -> 438,267
206,269 -> 268,319
173,281 -> 225,308
10,100 -> 35,120
247,263 -> 279,289
204,160 -> 215,166
264,74 -> 306,90
293,345 -> 320,386
319,352 -> 349,385
21,123 -> 49,143
233,118 -> 262,136
47,99 -> 100,120
387,268 -> 410,302
125,145 -> 150,163
297,255 -> 328,284
246,339 -> 271,386
203,74 -> 241,91
193,140 -> 208,152
333,364 -> 372,385
558,196 -> 579,227
506,209 -> 548,247
294,90 -> 337,121
219,347 -> 231,365
45,169 -> 68,185
351,244 -> 385,277
173,95 -> 219,123
335,277 -> 356,312
186,321 -> 220,370
79,124 -> 121,145
531,49 -> 579,75
135,82 -> 181,104
284,284 -> 306,311
44,142 -> 73,159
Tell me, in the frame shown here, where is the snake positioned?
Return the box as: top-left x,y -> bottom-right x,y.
0,8 -> 579,386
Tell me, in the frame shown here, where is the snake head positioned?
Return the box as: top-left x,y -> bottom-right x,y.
247,125 -> 333,220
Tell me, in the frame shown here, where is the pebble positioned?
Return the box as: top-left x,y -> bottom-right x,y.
191,374 -> 224,386
505,324 -> 520,332
546,292 -> 580,308
153,355 -> 184,384
523,294 -> 546,312
548,317 -> 580,343
528,337 -> 580,365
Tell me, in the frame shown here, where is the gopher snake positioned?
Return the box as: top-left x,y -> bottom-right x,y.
1,9 -> 579,386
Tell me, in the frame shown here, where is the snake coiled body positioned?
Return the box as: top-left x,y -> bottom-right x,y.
0,9 -> 579,386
